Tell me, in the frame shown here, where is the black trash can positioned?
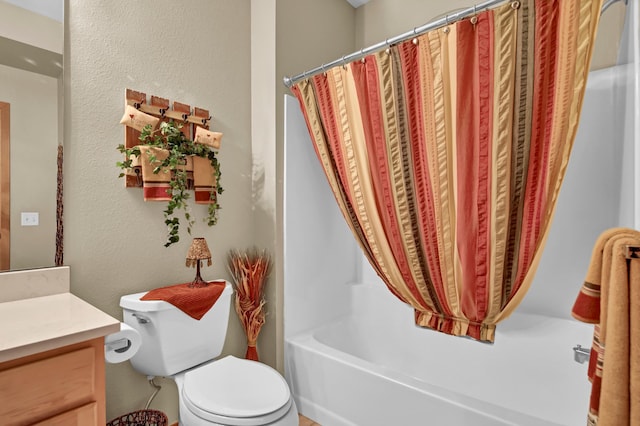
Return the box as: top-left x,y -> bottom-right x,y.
106,409 -> 168,426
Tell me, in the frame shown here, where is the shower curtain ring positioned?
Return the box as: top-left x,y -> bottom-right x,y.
443,15 -> 451,33
385,39 -> 392,55
341,55 -> 348,69
360,48 -> 366,64
471,5 -> 478,25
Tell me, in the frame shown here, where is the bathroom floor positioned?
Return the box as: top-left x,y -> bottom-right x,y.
299,414 -> 321,426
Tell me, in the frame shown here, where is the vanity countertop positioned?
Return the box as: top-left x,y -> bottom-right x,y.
0,292 -> 120,363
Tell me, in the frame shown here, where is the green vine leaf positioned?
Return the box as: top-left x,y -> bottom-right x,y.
117,120 -> 223,247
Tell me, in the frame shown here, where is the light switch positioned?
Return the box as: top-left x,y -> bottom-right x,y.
21,212 -> 39,226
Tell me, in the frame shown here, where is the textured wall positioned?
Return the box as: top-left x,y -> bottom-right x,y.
66,1 -> 251,422
249,0 -> 356,371
250,0 -> 278,371
275,0 -> 356,361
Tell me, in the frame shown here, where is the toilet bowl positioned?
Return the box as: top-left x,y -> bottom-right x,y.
120,282 -> 298,426
174,356 -> 298,426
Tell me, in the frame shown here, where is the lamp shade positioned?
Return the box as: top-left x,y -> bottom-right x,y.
186,237 -> 212,267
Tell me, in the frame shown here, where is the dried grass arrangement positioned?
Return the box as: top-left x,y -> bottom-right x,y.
227,248 -> 271,362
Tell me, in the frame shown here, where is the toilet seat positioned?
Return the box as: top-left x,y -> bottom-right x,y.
182,356 -> 293,425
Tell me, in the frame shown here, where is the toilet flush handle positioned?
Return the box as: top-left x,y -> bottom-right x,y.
132,313 -> 151,324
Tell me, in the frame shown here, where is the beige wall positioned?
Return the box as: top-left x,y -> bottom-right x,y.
251,0 -> 356,373
355,0 -> 626,70
250,0 -> 279,372
0,1 -> 62,54
592,2 -> 627,70
275,0 -> 356,369
66,0 -> 251,422
271,0 -> 355,371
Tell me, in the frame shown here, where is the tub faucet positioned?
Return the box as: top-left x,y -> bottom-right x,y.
573,344 -> 590,364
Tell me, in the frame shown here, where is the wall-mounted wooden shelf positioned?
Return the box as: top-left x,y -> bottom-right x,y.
123,88 -> 212,188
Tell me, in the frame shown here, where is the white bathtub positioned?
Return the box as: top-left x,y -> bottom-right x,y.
286,282 -> 594,426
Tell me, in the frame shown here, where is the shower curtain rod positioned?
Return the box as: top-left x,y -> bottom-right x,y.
283,0 -> 509,88
283,0 -> 626,88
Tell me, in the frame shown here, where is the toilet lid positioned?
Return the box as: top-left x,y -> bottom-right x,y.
182,355 -> 291,424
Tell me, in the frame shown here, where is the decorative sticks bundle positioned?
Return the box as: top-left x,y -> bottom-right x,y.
227,248 -> 271,361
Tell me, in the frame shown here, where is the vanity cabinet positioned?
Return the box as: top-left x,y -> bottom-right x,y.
0,267 -> 119,426
0,338 -> 106,426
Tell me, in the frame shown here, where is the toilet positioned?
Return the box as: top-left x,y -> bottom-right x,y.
120,282 -> 298,426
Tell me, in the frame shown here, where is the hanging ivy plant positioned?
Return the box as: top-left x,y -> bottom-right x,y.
117,121 -> 223,247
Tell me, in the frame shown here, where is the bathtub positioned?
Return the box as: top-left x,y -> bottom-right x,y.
286,282 -> 594,426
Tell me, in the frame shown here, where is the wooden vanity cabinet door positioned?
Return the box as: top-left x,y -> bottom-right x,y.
0,338 -> 106,426
32,402 -> 98,426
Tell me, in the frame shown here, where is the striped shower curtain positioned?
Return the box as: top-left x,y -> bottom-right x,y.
291,0 -> 603,342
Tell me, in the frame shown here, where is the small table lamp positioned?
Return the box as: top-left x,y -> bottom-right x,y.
186,237 -> 212,288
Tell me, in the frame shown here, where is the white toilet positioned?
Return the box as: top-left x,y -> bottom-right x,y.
120,281 -> 298,426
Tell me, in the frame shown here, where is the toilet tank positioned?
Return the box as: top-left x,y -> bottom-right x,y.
120,281 -> 233,377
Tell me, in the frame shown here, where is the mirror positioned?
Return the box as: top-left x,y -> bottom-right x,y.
0,0 -> 63,271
